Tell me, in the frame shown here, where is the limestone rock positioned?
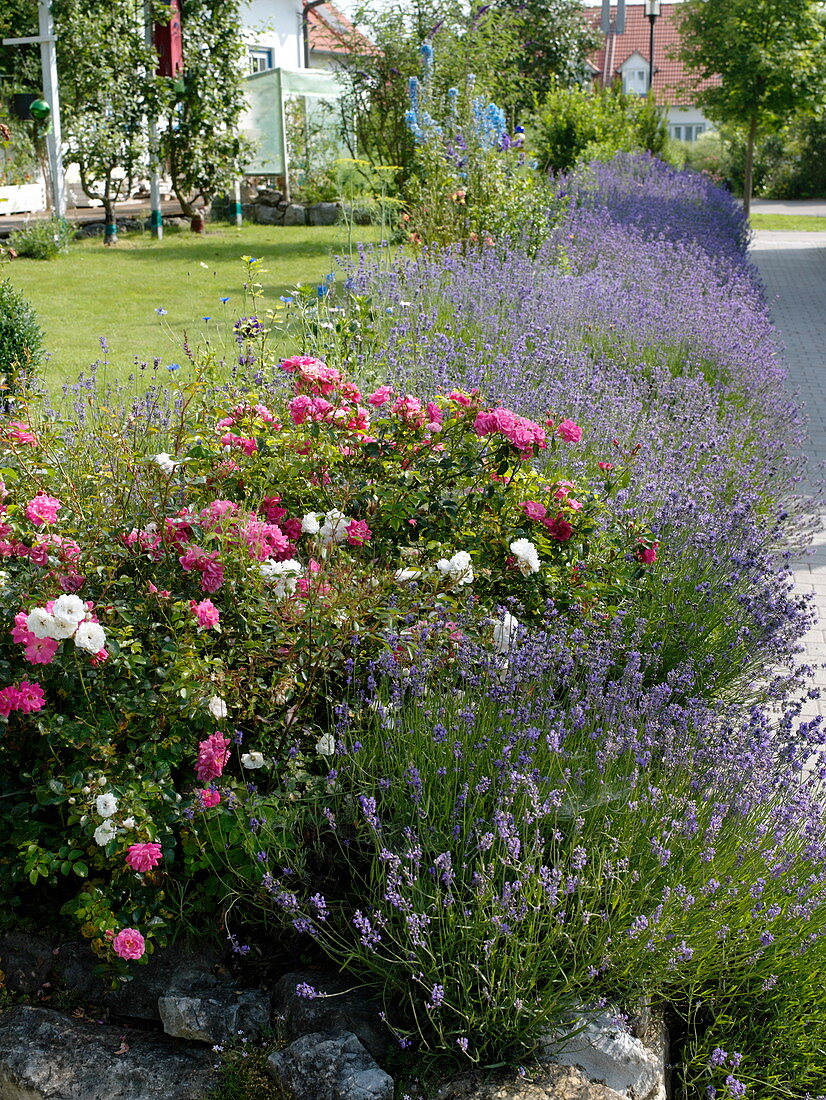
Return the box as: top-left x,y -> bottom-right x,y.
273,970 -> 390,1060
0,1005 -> 213,1100
544,1012 -> 666,1100
307,202 -> 341,226
267,1030 -> 393,1100
436,1065 -> 625,1100
159,988 -> 271,1044
0,933 -> 54,995
253,203 -> 284,225
283,204 -> 307,226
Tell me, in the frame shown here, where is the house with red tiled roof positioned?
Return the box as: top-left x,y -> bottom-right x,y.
588,2 -> 720,141
241,0 -> 368,73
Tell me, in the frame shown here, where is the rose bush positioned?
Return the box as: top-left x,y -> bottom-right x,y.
0,353 -> 652,960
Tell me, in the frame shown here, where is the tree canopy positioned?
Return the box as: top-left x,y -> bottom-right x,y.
678,0 -> 826,213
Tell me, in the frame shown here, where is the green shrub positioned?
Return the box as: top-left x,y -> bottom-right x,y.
529,84 -> 668,175
9,216 -> 75,260
0,279 -> 44,403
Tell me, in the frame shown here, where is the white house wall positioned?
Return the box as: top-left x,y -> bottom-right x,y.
241,0 -> 304,70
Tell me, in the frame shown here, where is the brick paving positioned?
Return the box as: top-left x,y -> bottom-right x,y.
749,230 -> 826,713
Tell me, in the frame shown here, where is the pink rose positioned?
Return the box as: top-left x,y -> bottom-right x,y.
543,514 -> 574,541
519,501 -> 547,522
192,598 -> 220,629
556,419 -> 582,443
13,680 -> 46,713
636,541 -> 659,564
23,635 -> 59,665
366,385 -> 393,407
25,494 -> 62,526
112,928 -> 146,961
346,519 -> 372,546
125,842 -> 163,873
6,421 -> 38,446
199,788 -> 221,809
280,355 -> 326,374
196,732 -> 230,783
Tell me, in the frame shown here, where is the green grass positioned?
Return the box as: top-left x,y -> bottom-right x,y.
750,213 -> 826,231
2,222 -> 387,389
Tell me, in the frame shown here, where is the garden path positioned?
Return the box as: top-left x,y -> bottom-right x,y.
750,231 -> 826,715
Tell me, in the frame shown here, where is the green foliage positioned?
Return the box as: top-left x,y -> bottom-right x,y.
677,0 -> 826,210
490,0 -> 601,116
0,106 -> 38,187
158,0 -> 253,219
52,0 -> 155,228
530,84 -> 668,175
0,278 -> 43,400
8,215 -> 74,260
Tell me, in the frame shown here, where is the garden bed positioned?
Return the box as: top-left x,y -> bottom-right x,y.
0,155 -> 824,1099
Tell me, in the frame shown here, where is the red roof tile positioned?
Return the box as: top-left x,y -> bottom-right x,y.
307,1 -> 373,56
587,4 -> 720,106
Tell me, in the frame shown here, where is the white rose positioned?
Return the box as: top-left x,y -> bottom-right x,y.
509,538 -> 541,575
301,512 -> 321,535
75,620 -> 106,653
26,607 -> 59,639
93,820 -> 118,846
49,613 -> 80,639
122,816 -> 136,829
315,732 -> 335,757
241,752 -> 266,769
95,792 -> 118,818
394,568 -> 423,582
208,695 -> 228,720
436,550 -> 474,586
319,510 -> 350,547
52,594 -> 87,624
260,558 -> 303,598
493,611 -> 519,654
153,452 -> 178,475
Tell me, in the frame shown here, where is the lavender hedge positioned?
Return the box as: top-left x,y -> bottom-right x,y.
245,155 -> 826,1095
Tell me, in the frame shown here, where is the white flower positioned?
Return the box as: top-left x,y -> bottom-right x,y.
260,558 -> 304,598
95,792 -> 118,818
301,512 -> 321,535
509,538 -> 541,575
241,751 -> 266,769
436,550 -> 474,586
122,816 -> 136,829
208,695 -> 228,720
394,568 -> 423,582
53,594 -> 87,624
26,607 -> 59,639
153,452 -> 178,475
75,620 -> 106,653
493,611 -> 519,654
319,509 -> 351,547
315,732 -> 336,756
93,819 -> 118,846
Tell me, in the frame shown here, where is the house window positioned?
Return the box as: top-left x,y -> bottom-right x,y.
249,47 -> 274,74
672,125 -> 682,141
622,68 -> 648,95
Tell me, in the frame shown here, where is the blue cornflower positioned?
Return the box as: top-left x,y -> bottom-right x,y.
167,363 -> 181,372
203,316 -> 211,322
280,295 -> 294,304
155,307 -> 168,315
219,296 -> 230,303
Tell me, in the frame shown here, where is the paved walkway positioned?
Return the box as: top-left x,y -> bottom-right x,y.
749,230 -> 826,713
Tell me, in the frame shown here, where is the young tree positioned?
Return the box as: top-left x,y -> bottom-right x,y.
678,0 -> 826,215
157,0 -> 252,226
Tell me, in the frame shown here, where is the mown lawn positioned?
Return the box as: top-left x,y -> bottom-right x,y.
750,213 -> 826,231
3,222 -> 387,390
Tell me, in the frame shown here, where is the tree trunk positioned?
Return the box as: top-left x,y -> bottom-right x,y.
743,114 -> 758,219
103,180 -> 118,247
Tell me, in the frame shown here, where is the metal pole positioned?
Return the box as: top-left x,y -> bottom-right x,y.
230,179 -> 243,226
276,68 -> 290,203
37,0 -> 65,217
648,14 -> 655,95
144,3 -> 163,238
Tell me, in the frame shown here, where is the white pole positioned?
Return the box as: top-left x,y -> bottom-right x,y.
37,0 -> 66,218
276,68 -> 290,203
144,3 -> 163,239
